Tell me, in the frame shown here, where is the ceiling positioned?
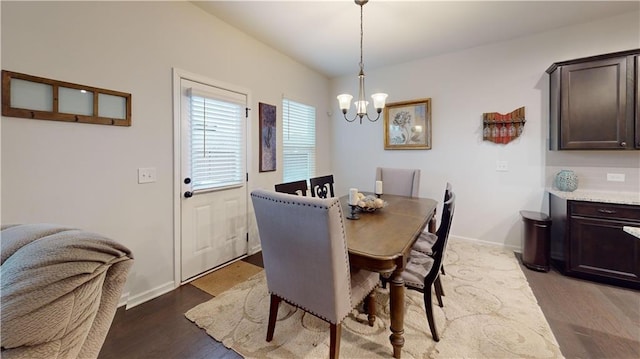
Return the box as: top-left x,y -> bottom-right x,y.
193,1 -> 639,78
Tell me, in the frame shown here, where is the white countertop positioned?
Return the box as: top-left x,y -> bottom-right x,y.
547,189 -> 640,206
624,226 -> 640,239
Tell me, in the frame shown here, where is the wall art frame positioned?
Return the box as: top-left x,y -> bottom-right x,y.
482,106 -> 525,144
2,70 -> 131,126
384,98 -> 431,150
259,102 -> 276,172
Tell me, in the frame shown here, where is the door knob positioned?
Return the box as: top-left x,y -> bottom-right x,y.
184,191 -> 193,198
184,177 -> 191,184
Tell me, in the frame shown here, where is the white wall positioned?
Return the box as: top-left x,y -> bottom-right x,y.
1,1 -> 332,306
2,1 -> 639,306
331,11 -> 640,249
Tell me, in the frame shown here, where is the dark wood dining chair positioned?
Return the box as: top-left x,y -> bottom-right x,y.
274,180 -> 308,196
402,191 -> 456,342
251,189 -> 379,359
310,174 -> 335,198
413,182 -> 452,276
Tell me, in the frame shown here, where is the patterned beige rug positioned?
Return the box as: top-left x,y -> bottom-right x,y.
185,239 -> 564,358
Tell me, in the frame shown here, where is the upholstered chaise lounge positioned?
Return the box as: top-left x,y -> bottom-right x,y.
1,224 -> 134,359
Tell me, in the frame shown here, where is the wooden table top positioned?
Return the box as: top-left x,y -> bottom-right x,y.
340,194 -> 438,272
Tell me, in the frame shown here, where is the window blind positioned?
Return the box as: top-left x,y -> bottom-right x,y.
189,90 -> 244,191
282,99 -> 316,182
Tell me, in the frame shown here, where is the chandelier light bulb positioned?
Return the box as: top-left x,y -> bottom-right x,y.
337,94 -> 354,112
371,93 -> 388,112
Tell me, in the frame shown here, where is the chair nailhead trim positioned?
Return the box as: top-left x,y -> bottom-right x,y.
251,193 -> 342,210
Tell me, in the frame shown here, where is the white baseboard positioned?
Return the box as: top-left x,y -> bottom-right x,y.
117,292 -> 130,308
123,281 -> 176,309
248,244 -> 261,255
449,234 -> 521,252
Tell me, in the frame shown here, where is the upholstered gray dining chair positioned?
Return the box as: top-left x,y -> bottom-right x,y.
403,191 -> 456,342
274,179 -> 308,196
375,167 -> 420,197
309,174 -> 335,198
251,189 -> 379,359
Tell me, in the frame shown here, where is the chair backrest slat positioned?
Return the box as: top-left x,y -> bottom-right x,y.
310,175 -> 335,198
275,180 -> 308,196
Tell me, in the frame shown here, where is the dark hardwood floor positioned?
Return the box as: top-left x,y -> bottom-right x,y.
519,256 -> 639,359
99,255 -> 263,359
99,283 -> 239,359
99,252 -> 639,358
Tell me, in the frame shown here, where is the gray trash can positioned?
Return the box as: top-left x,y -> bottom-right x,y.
520,210 -> 552,272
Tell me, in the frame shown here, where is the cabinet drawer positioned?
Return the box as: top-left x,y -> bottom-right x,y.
569,201 -> 640,222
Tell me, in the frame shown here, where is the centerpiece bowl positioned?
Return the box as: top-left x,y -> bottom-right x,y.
355,193 -> 387,212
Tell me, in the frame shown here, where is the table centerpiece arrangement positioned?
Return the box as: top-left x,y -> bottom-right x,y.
354,192 -> 387,212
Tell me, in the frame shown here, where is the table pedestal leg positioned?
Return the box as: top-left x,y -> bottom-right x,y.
389,268 -> 405,358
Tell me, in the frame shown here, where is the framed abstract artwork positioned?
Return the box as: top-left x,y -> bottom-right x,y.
384,98 -> 431,150
259,102 -> 276,172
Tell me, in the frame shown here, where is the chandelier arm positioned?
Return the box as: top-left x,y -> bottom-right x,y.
343,110 -> 380,123
364,111 -> 381,122
342,112 -> 358,122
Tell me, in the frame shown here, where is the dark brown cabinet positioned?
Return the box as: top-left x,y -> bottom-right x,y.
636,55 -> 640,149
550,194 -> 640,289
547,49 -> 640,150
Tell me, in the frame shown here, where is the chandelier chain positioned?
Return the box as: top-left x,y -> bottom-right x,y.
359,3 -> 364,70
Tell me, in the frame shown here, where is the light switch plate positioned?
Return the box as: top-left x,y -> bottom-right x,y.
138,167 -> 157,184
606,173 -> 625,182
496,161 -> 509,172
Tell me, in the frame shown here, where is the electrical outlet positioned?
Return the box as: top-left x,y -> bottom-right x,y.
496,161 -> 509,172
606,173 -> 625,182
138,167 -> 157,184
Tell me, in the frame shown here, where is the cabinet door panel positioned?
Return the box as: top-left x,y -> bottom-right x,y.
569,217 -> 640,283
560,57 -> 629,149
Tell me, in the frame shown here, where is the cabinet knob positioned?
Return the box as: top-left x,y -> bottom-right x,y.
620,141 -> 626,147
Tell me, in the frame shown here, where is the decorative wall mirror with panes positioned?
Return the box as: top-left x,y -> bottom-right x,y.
2,70 -> 131,126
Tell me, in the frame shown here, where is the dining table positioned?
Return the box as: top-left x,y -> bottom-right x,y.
341,193 -> 438,359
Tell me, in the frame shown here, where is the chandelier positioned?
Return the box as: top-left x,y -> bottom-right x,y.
337,0 -> 388,124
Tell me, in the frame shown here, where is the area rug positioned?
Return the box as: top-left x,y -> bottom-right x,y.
191,260 -> 264,296
185,238 -> 564,358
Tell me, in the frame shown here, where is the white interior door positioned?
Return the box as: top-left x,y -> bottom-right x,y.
179,78 -> 248,281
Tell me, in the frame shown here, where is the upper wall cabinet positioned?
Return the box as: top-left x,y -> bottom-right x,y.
547,49 -> 639,150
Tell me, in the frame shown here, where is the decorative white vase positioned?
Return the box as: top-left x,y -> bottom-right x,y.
555,170 -> 578,192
